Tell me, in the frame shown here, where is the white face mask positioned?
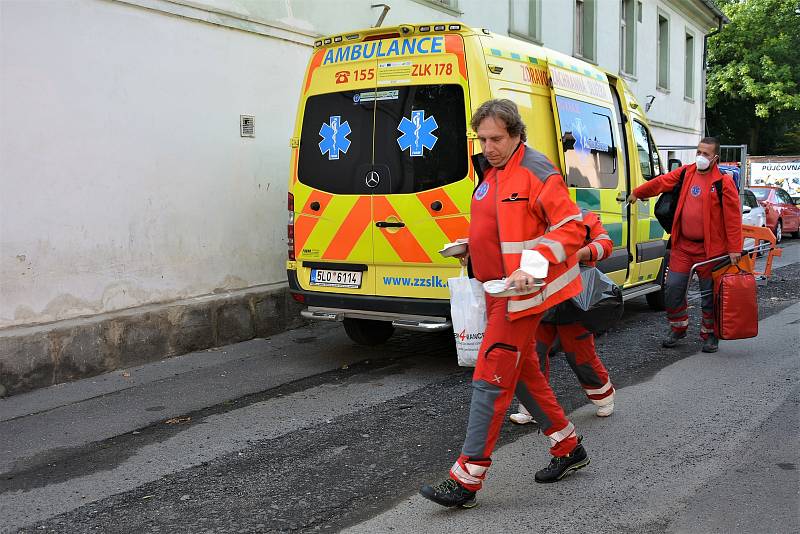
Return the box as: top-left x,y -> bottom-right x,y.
696,155 -> 714,170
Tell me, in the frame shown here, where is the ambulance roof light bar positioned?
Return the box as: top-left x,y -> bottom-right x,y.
313,23 -> 470,48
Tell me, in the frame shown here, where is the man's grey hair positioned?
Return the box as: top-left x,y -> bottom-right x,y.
470,99 -> 527,142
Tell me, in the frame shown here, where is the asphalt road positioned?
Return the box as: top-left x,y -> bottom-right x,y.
2,240 -> 798,533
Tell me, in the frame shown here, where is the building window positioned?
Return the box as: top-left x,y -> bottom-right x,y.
574,0 -> 596,62
685,31 -> 695,99
657,13 -> 669,90
510,0 -> 541,43
620,0 -> 636,75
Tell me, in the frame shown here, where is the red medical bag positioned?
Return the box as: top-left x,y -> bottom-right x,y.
713,264 -> 758,340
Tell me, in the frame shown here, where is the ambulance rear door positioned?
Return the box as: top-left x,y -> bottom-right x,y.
370,34 -> 473,299
292,47 -> 380,296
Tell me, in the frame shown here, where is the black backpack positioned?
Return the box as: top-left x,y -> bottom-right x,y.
653,167 -> 726,234
653,167 -> 687,234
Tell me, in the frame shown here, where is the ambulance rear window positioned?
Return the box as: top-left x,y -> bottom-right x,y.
298,84 -> 467,194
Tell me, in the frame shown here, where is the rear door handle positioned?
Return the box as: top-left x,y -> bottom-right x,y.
376,221 -> 405,228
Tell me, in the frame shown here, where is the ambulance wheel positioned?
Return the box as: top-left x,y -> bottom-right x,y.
343,318 -> 394,346
646,250 -> 670,311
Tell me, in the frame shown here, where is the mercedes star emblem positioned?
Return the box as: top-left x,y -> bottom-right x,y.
365,170 -> 381,188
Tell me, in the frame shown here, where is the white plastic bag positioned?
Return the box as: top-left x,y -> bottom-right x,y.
448,268 -> 487,367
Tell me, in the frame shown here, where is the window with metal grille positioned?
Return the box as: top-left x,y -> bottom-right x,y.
240,115 -> 255,137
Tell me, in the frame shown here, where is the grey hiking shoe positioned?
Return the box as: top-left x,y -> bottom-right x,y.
419,478 -> 477,508
662,330 -> 687,348
535,443 -> 590,483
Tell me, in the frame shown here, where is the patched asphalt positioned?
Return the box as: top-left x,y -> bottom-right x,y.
6,257 -> 800,534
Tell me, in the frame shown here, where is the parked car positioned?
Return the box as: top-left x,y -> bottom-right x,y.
750,186 -> 800,243
742,188 -> 767,252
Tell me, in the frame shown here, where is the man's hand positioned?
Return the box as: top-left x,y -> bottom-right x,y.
626,193 -> 638,204
453,238 -> 469,266
504,269 -> 538,292
576,246 -> 592,263
729,252 -> 741,265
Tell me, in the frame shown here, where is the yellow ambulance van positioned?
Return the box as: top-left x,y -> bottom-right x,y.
287,23 -> 668,345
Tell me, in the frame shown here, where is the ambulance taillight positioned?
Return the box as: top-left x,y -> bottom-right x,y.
288,192 -> 295,261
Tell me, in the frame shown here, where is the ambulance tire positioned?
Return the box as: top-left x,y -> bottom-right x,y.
343,318 -> 395,346
646,250 -> 670,311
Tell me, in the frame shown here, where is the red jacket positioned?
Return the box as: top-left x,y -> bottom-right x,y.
579,210 -> 613,266
633,163 -> 742,258
472,144 -> 586,320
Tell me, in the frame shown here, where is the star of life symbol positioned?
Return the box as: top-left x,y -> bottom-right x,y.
319,115 -> 351,160
571,117 -> 589,155
397,110 -> 438,157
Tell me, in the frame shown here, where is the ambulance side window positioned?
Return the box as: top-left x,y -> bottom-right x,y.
555,96 -> 619,189
632,120 -> 661,180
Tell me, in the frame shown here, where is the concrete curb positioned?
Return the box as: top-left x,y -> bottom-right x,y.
0,285 -> 306,397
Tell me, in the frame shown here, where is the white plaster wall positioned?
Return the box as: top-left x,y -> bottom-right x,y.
0,0 -> 310,328
0,0 -> 717,329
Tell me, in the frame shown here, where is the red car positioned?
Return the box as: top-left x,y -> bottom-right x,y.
750,186 -> 800,243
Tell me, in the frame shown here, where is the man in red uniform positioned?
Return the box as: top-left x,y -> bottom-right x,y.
627,137 -> 742,353
510,210 -> 616,424
420,99 -> 590,509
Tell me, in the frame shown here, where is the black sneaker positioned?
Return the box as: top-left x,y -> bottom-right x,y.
419,478 -> 477,508
662,330 -> 687,348
535,443 -> 590,483
702,334 -> 719,353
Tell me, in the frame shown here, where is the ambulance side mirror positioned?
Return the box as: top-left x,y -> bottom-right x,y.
668,158 -> 682,171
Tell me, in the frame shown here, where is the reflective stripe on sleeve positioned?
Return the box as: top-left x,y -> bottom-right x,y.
547,213 -> 582,232
592,241 -> 605,260
539,237 -> 566,262
507,263 -> 580,313
500,238 -> 542,254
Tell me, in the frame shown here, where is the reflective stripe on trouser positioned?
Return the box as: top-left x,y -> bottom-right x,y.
451,294 -> 577,491
535,323 -> 614,405
666,243 -> 715,337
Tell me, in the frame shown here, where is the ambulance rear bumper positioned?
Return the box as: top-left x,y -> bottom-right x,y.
301,307 -> 452,332
289,270 -> 452,331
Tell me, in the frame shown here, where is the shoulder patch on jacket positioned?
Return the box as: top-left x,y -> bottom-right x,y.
520,147 -> 559,183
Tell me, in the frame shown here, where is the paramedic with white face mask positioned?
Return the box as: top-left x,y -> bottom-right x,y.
627,137 -> 742,353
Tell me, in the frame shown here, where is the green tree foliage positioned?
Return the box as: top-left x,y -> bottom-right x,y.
706,0 -> 800,154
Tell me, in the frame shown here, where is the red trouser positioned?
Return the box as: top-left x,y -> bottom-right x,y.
665,240 -> 715,339
450,294 -> 578,492
536,323 -> 614,406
